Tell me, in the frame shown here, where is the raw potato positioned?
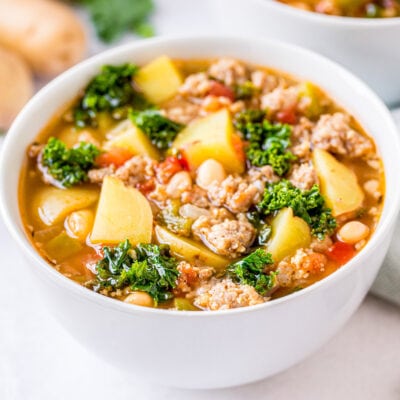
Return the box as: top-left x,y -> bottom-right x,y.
172,109 -> 245,174
91,177 -> 153,245
135,56 -> 183,104
155,225 -> 229,271
313,148 -> 364,216
0,0 -> 86,77
105,120 -> 160,160
0,46 -> 33,130
34,186 -> 99,226
267,207 -> 311,262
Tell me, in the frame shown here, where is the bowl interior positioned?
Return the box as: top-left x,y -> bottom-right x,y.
1,36 -> 399,315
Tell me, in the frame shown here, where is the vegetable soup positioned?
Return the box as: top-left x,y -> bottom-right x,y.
277,0 -> 400,17
20,56 -> 384,311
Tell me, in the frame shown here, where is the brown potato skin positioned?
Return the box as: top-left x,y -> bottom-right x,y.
0,0 -> 87,77
0,46 -> 33,130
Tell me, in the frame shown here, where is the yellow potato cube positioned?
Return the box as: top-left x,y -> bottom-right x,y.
91,177 -> 153,245
34,186 -> 99,226
313,148 -> 364,216
135,56 -> 183,104
172,108 -> 245,174
155,225 -> 229,271
105,119 -> 160,160
267,207 -> 311,262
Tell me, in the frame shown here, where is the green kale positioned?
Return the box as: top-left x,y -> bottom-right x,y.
42,137 -> 100,188
257,180 -> 337,239
227,249 -> 277,296
246,210 -> 272,245
74,0 -> 154,42
234,110 -> 296,176
94,240 -> 179,304
74,64 -> 150,127
130,110 -> 184,150
234,81 -> 259,100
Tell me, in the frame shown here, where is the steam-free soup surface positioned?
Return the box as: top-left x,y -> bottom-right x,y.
20,56 -> 384,311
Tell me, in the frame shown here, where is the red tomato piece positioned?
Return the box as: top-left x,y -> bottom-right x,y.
156,156 -> 183,183
208,81 -> 235,101
326,241 -> 356,265
276,108 -> 297,125
96,147 -> 133,168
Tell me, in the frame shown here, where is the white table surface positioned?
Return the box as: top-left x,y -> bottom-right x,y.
1,1 -> 400,398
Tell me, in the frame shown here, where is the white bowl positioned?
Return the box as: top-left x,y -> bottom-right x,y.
215,0 -> 400,106
1,37 -> 399,389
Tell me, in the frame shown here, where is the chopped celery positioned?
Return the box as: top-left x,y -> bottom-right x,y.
174,298 -> 200,311
43,232 -> 83,262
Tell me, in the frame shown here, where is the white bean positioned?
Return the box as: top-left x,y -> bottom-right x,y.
196,159 -> 226,190
65,209 -> 94,242
338,221 -> 370,244
124,291 -> 153,307
166,171 -> 192,198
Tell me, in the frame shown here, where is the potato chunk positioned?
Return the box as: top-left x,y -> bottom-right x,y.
105,119 -> 160,160
267,208 -> 311,262
172,109 -> 245,174
91,176 -> 152,245
34,186 -> 99,226
135,56 -> 183,104
155,225 -> 229,271
313,148 -> 364,216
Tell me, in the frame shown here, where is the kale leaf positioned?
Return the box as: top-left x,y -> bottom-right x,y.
42,137 -> 100,187
235,110 -> 296,176
227,249 -> 277,296
74,64 -> 150,127
74,0 -> 154,42
257,180 -> 337,239
130,110 -> 184,150
94,240 -> 179,304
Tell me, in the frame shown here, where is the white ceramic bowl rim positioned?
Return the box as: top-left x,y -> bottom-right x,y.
259,0 -> 400,26
1,36 -> 399,318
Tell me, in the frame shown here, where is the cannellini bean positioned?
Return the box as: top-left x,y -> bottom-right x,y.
179,204 -> 210,219
65,209 -> 94,242
196,159 -> 227,190
363,179 -> 381,200
338,221 -> 370,244
166,171 -> 192,198
124,291 -> 153,307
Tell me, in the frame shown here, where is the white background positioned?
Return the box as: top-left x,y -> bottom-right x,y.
1,1 -> 400,398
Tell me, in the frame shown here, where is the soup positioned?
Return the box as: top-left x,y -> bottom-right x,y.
277,0 -> 400,17
20,56 -> 384,311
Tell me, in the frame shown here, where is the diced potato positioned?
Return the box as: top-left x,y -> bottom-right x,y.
313,148 -> 364,216
155,225 -> 229,271
267,208 -> 311,262
91,176 -> 153,245
135,56 -> 183,104
172,109 -> 245,174
34,187 -> 99,226
105,119 -> 160,160
43,231 -> 83,262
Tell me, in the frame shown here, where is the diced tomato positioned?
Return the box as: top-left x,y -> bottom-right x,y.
326,241 -> 356,265
276,108 -> 297,125
208,81 -> 235,101
156,156 -> 183,183
232,134 -> 245,163
177,154 -> 190,171
137,179 -> 156,194
96,147 -> 133,168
